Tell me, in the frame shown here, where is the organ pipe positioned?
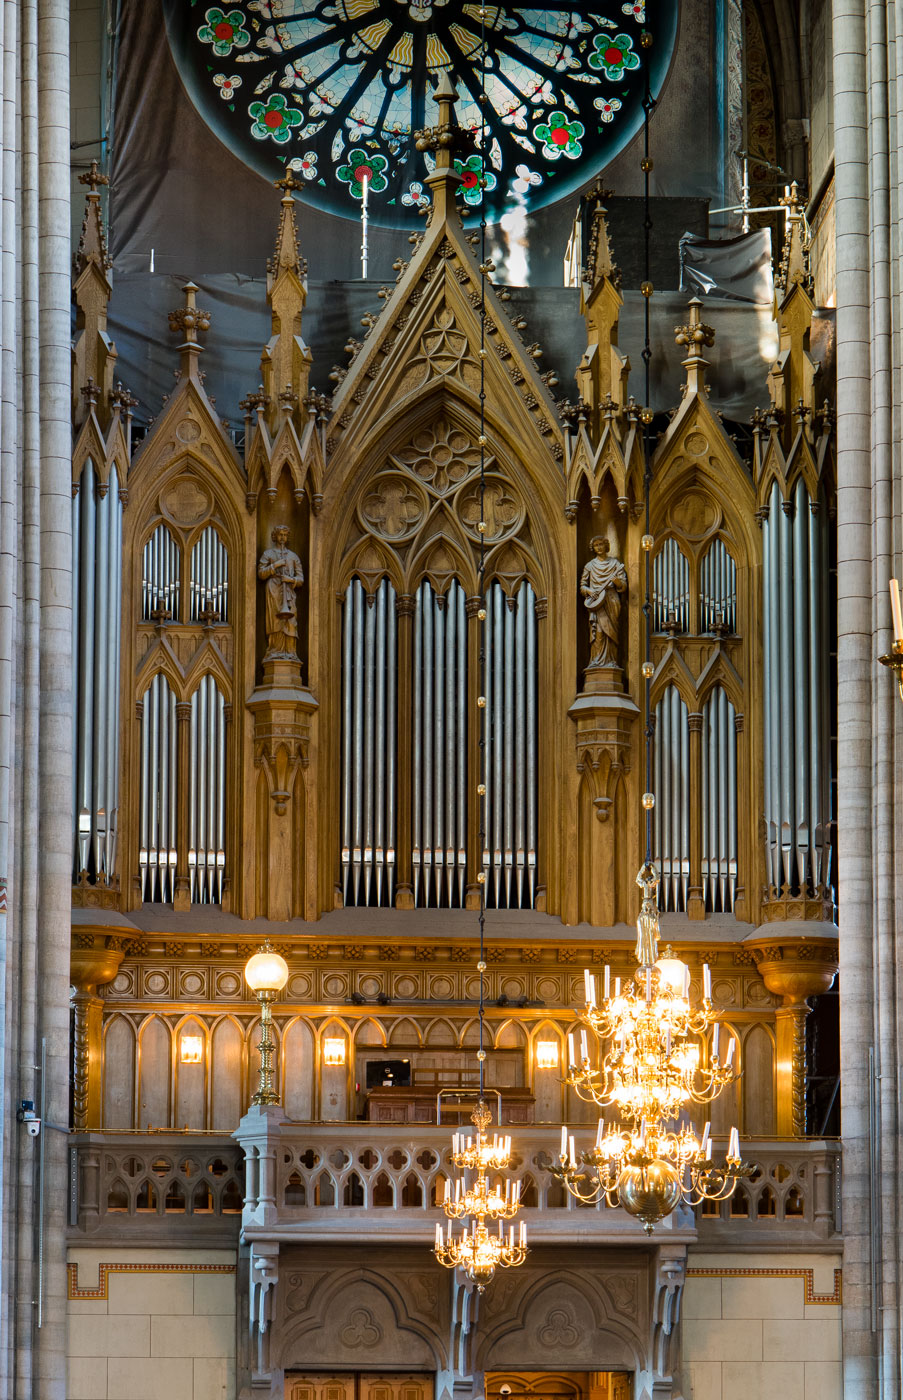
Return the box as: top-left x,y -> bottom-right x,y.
701,686 -> 737,911
341,577 -> 397,906
189,526 -> 229,623
188,675 -> 227,903
653,539 -> 689,632
653,684 -> 690,911
138,673 -> 178,902
412,581 -> 467,907
699,538 -> 737,632
762,479 -> 832,896
142,523 -> 180,621
72,462 -> 123,882
483,580 -> 537,909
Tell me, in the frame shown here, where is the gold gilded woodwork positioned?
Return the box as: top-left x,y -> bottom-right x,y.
71,940 -> 125,1130
748,935 -> 838,1136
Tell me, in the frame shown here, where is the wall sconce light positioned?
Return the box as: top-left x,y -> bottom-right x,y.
536,1041 -> 560,1069
323,1037 -> 347,1066
180,1034 -> 204,1065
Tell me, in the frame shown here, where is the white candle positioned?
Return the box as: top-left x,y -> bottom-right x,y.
615,977 -> 621,997
891,579 -> 903,642
729,1126 -> 740,1160
595,1118 -> 604,1149
580,1029 -> 589,1062
604,964 -> 611,999
568,1032 -> 576,1067
665,1026 -> 672,1056
569,1135 -> 576,1168
726,1037 -> 735,1067
645,968 -> 652,1001
584,969 -> 592,1005
703,963 -> 712,999
700,1120 -> 710,1154
560,1124 -> 568,1158
444,1178 -> 450,1201
519,1220 -> 526,1246
712,1021 -> 720,1056
436,1222 -> 443,1247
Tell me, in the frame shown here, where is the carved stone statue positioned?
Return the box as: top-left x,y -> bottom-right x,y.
258,525 -> 304,661
581,534 -> 627,669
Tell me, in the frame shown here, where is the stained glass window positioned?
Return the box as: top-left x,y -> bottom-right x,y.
164,0 -> 677,226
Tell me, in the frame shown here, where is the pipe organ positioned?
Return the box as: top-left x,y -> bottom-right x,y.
72,461 -> 124,882
66,144 -> 835,943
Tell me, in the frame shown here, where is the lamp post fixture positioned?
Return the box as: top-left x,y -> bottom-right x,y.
245,941 -> 290,1106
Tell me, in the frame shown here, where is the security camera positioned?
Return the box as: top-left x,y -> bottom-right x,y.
17,1101 -> 40,1137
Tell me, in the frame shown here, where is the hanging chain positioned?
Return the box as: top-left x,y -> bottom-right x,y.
476,1 -> 489,1097
639,32 -> 656,869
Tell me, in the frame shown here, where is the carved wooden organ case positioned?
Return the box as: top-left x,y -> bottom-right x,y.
70,157 -> 836,936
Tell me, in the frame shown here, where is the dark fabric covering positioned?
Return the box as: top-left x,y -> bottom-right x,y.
108,275 -> 779,428
679,228 -> 774,304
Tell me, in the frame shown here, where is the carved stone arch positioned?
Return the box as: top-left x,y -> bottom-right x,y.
484,539 -> 541,598
650,653 -> 698,712
475,1267 -> 645,1372
422,1016 -> 458,1047
182,644 -> 233,703
406,530 -> 477,599
339,537 -> 404,602
696,655 -> 744,713
135,645 -> 186,701
276,1261 -> 447,1370
387,1016 -> 421,1047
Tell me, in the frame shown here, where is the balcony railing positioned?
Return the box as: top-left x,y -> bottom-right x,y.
68,1123 -> 841,1247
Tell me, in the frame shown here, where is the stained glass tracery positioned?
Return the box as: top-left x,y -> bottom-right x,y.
165,0 -> 677,225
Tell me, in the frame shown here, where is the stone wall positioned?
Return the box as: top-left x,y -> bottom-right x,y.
680,1251 -> 843,1400
67,1247 -> 237,1400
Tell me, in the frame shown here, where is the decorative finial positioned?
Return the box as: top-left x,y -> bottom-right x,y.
675,298 -> 716,355
275,169 -> 304,197
78,159 -> 109,193
168,282 -> 211,348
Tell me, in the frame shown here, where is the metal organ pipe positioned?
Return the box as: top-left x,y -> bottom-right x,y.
413,581 -> 467,907
484,580 -> 537,909
341,578 -> 397,906
761,480 -> 832,899
189,675 -> 226,903
189,525 -> 229,622
699,538 -> 737,632
700,686 -> 737,911
142,523 -> 180,621
653,685 -> 689,911
139,673 -> 177,902
72,462 -> 123,884
653,539 -> 690,632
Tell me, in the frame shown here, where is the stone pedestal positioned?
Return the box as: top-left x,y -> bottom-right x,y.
247,659 -> 318,921
569,685 -> 639,924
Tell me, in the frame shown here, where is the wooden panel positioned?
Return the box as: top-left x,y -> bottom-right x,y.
211,1016 -> 243,1129
285,1373 -> 354,1400
283,1019 -> 315,1121
137,1016 -> 171,1129
359,1375 -> 432,1400
102,1016 -> 135,1129
743,1023 -> 776,1135
286,1374 -> 432,1400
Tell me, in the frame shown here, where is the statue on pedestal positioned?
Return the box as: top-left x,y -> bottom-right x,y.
581,534 -> 627,670
258,525 -> 304,661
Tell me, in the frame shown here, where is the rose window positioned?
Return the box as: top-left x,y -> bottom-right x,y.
163,0 -> 677,226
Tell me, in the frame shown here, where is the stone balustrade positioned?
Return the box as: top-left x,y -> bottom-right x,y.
68,1119 -> 841,1248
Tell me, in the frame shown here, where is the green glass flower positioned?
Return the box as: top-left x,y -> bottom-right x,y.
198,7 -> 250,58
453,154 -> 498,206
336,149 -> 389,198
249,92 -> 303,144
533,112 -> 585,161
588,31 -> 640,80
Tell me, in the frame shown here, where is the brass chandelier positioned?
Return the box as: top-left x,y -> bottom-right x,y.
548,47 -> 749,1233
